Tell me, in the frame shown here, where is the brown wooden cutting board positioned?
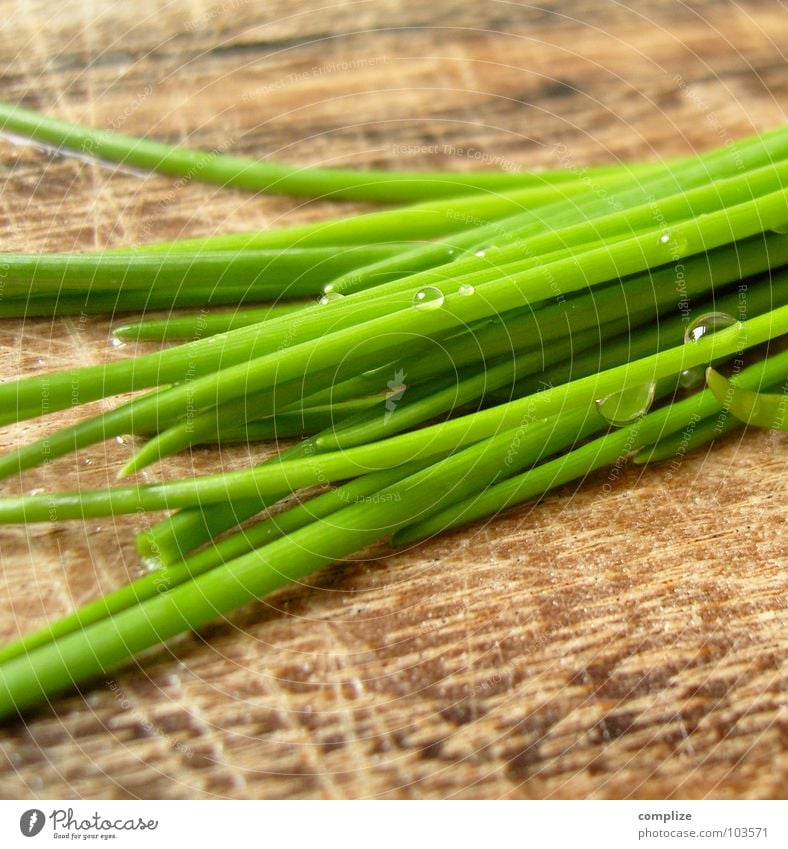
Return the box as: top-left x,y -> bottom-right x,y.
0,0 -> 785,799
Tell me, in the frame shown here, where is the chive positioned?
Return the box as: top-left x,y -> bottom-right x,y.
112,302 -> 308,341
0,459 -> 430,666
0,246 -> 411,300
704,367 -> 788,430
392,348 -> 788,546
632,372 -> 786,465
1,154 -> 782,444
2,180 -> 783,469
0,99 -> 658,202
505,269 -> 787,400
0,406 -> 598,717
0,288 -> 301,316
0,307 -> 783,524
324,127 -> 788,294
1,99 -> 786,718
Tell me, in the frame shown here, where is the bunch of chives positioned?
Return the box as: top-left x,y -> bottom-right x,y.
0,101 -> 785,718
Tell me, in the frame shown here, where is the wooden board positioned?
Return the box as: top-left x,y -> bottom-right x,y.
0,0 -> 785,799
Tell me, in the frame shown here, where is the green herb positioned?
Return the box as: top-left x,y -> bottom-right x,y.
0,99 -> 660,202
0,99 -> 785,719
704,367 -> 788,430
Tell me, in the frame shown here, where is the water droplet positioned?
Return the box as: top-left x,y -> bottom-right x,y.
319,292 -> 344,305
658,230 -> 689,256
413,286 -> 444,311
474,249 -> 487,258
679,311 -> 739,387
458,284 -> 475,297
595,383 -> 655,426
678,368 -> 704,389
109,336 -> 125,348
115,435 -> 127,445
684,311 -> 737,344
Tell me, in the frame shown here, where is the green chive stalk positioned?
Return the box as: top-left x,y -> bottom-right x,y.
0,99 -> 662,202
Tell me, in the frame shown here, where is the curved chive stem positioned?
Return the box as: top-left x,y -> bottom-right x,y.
392,348 -> 788,546
115,351 -> 397,476
704,367 -> 788,430
0,99 -> 659,203
632,372 -> 786,465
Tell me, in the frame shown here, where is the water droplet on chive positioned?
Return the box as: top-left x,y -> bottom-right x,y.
413,286 -> 444,310
109,336 -> 125,348
595,383 -> 655,426
658,230 -> 689,256
684,311 -> 737,344
474,249 -> 487,258
458,284 -> 475,297
319,292 -> 344,305
679,311 -> 738,387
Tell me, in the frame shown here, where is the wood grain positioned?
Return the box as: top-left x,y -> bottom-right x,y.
0,0 -> 785,799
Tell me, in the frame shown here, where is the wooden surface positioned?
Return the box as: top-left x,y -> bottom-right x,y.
0,0 -> 786,799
